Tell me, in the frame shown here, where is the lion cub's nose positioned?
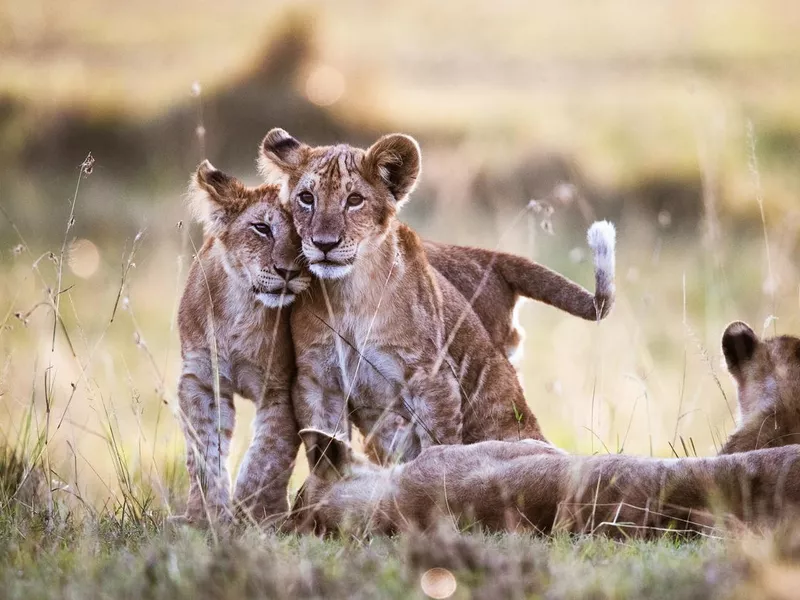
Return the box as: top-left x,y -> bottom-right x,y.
274,266 -> 301,281
312,238 -> 342,254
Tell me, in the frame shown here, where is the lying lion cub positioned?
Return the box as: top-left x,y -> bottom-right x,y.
291,327 -> 800,537
175,161 -> 309,525
292,430 -> 800,538
259,128 -> 614,461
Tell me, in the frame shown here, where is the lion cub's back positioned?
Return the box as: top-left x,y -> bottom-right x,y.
424,241 -> 519,352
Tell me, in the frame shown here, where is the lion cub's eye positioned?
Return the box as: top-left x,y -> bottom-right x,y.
251,222 -> 272,237
298,192 -> 315,207
346,193 -> 364,208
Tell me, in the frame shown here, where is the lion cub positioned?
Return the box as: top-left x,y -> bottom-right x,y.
292,428 -> 800,537
259,128 -> 593,460
175,161 -> 309,525
721,321 -> 800,453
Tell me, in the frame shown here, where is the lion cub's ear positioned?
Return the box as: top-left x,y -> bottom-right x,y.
364,133 -> 421,206
299,428 -> 352,482
188,160 -> 243,236
258,128 -> 306,190
722,321 -> 759,378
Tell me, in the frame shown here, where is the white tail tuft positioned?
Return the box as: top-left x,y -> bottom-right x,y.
586,221 -> 616,316
587,220 -> 616,279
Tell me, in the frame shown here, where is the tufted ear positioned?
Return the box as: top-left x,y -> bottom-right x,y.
363,133 -> 421,206
187,160 -> 245,236
299,428 -> 352,482
258,128 -> 306,193
722,321 -> 759,379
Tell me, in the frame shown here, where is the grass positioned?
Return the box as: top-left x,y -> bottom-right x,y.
3,480 -> 800,600
0,499 -> 764,599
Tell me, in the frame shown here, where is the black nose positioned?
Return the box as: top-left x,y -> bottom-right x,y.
274,267 -> 300,281
312,238 -> 342,254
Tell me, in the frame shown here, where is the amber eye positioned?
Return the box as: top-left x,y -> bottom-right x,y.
251,222 -> 272,237
298,192 -> 314,207
346,193 -> 364,208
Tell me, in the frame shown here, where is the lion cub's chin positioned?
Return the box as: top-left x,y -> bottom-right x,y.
256,292 -> 296,308
309,262 -> 354,280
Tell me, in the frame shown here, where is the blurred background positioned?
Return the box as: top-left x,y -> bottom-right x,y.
1,0 -> 799,509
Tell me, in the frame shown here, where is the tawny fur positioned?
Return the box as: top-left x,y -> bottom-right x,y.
720,321 -> 800,453
175,161 -> 309,526
292,430 -> 800,538
259,130 -> 558,463
424,219 -> 615,363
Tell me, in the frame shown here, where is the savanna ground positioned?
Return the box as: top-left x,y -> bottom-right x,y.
2,1 -> 800,597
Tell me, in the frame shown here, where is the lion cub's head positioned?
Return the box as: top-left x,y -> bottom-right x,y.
721,321 -> 800,453
257,129 -> 421,279
189,160 -> 309,307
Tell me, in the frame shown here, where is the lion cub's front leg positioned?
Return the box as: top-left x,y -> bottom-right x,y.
232,390 -> 299,524
406,365 -> 463,449
292,350 -> 350,440
177,350 -> 236,525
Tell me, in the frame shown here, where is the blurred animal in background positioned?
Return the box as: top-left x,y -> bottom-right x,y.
720,322 -> 800,454
3,15 -> 375,188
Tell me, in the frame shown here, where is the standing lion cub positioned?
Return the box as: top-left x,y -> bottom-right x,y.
258,129 -> 614,462
174,161 -> 309,526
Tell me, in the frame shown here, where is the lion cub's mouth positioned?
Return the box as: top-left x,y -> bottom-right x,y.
251,286 -> 297,308
309,259 -> 355,280
308,254 -> 356,279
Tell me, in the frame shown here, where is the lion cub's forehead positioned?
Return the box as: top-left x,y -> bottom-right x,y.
768,336 -> 800,366
299,144 -> 366,195
240,187 -> 285,219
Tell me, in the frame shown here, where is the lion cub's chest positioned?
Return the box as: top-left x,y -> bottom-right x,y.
219,304 -> 292,396
339,315 -> 412,393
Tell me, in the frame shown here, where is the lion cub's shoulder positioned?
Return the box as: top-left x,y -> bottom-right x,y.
178,238 -> 224,349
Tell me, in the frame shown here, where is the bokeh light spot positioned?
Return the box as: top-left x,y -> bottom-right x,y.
420,567 -> 457,599
305,65 -> 345,107
68,238 -> 100,279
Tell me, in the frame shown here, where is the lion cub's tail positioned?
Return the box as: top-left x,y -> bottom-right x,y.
586,220 -> 616,318
498,220 -> 616,321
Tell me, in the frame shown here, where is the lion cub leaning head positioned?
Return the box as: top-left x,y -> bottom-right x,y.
721,321 -> 800,453
258,128 -> 420,280
189,160 -> 309,307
